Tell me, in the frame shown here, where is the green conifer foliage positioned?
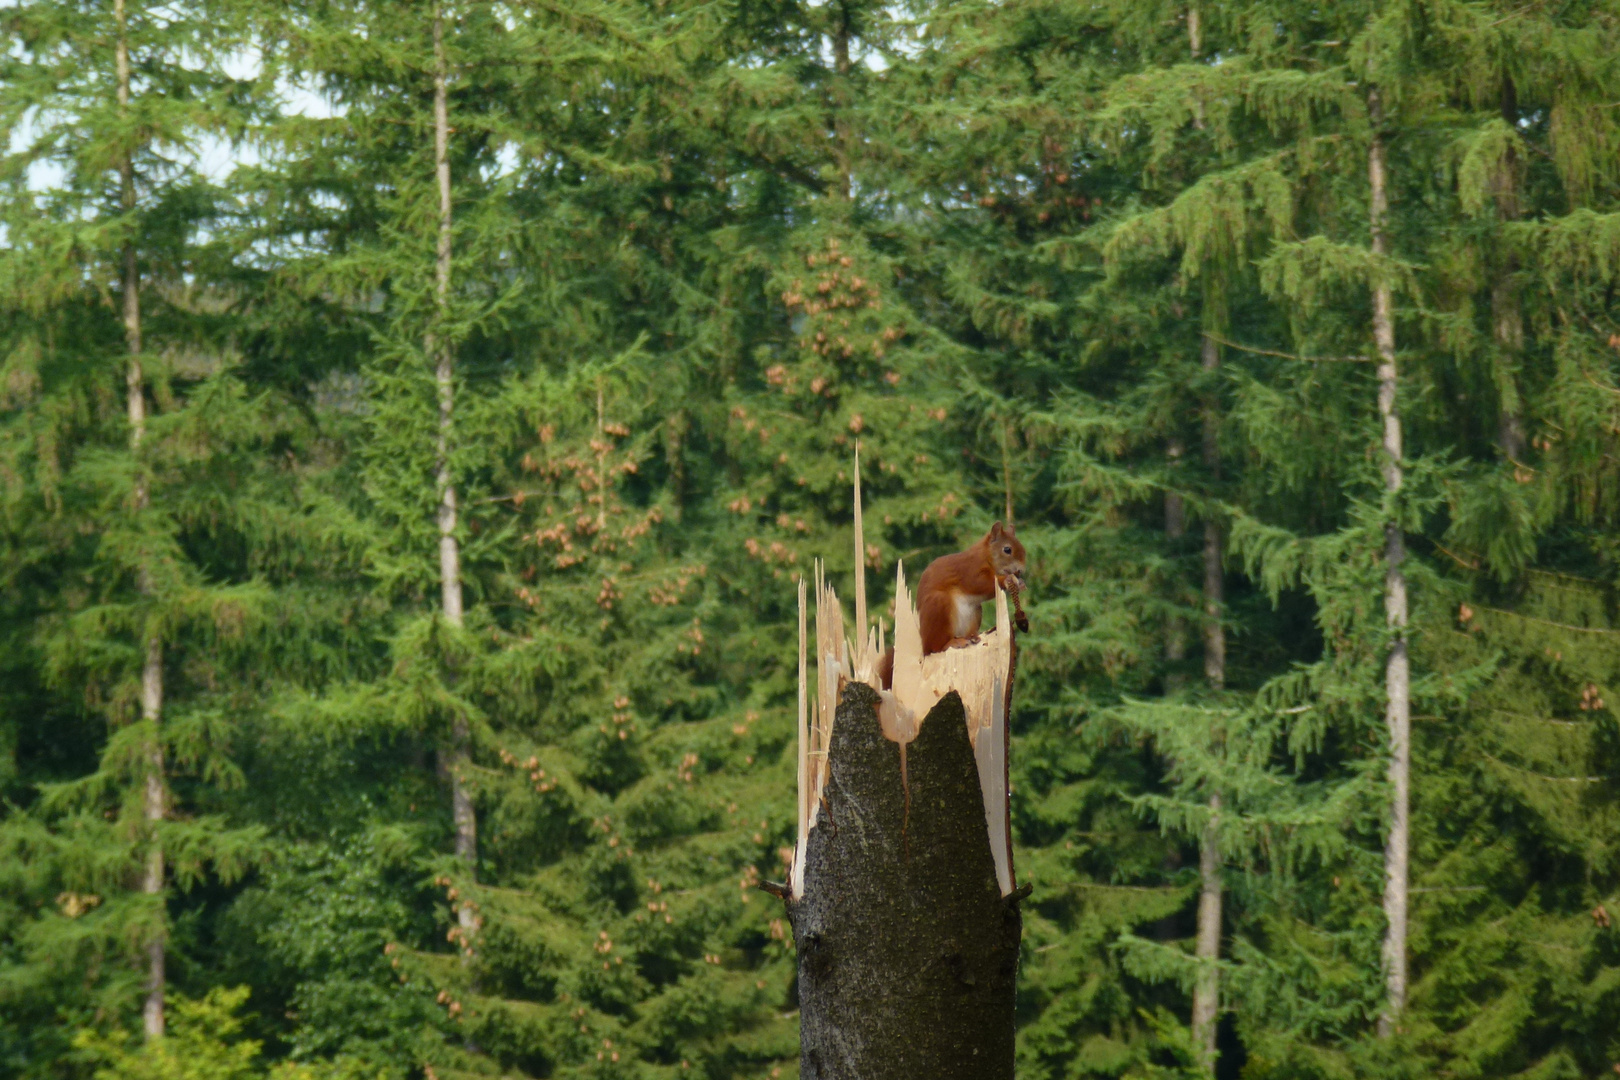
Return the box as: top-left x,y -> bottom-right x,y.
1089,2 -> 1620,1076
1410,574 -> 1620,1076
386,378 -> 800,1078
882,4 -> 1282,1075
3,0 -> 1620,1075
248,0 -> 564,1000
0,0 -> 309,1061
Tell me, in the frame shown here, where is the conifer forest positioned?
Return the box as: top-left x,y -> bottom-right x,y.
6,0 -> 1620,1077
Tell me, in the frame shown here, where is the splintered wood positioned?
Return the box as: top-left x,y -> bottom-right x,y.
792,451 -> 1016,899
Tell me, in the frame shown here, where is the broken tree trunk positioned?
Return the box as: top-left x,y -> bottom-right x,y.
791,683 -> 1021,1078
778,455 -> 1024,1079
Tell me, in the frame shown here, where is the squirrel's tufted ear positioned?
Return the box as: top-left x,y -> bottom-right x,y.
989,521 -> 1005,539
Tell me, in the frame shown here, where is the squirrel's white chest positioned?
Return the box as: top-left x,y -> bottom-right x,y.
950,591 -> 982,638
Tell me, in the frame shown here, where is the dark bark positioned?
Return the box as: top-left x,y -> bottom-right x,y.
1165,439 -> 1188,692
1193,330 -> 1226,1068
787,683 -> 1021,1079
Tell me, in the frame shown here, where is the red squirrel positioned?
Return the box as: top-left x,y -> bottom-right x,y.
878,522 -> 1027,688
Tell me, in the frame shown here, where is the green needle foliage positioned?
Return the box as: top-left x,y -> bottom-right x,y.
3,0 -> 1619,1078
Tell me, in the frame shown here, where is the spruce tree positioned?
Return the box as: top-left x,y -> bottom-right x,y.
886,2 -> 1269,1073
0,0 -> 283,1053
1082,2 -> 1620,1073
3,0 -> 1618,1075
248,0 -> 532,972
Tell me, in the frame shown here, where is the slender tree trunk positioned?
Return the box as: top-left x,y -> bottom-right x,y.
1186,13 -> 1225,1068
432,9 -> 459,633
1191,334 -> 1225,1070
1160,410 -> 1190,947
1200,336 -> 1225,691
1158,351 -> 1208,975
1492,75 -> 1526,461
139,643 -> 164,1042
1165,441 -> 1188,690
430,6 -> 478,926
1492,275 -> 1525,460
831,6 -> 852,201
1192,791 -> 1221,1059
1368,90 -> 1412,1038
116,0 -> 167,1042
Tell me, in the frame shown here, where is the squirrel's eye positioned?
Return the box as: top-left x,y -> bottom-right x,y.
1003,545 -> 1012,554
